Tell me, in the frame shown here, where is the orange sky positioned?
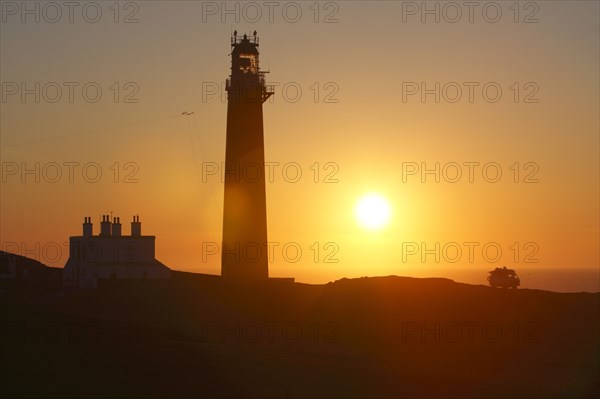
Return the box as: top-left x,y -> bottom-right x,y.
1,1 -> 598,284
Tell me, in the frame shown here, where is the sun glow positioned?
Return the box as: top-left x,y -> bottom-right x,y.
355,194 -> 392,230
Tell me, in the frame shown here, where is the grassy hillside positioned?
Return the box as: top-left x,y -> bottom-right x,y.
1,270 -> 598,398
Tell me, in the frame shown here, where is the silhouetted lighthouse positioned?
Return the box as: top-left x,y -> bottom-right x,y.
222,31 -> 273,281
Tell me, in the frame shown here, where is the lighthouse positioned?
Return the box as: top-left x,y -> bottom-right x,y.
221,31 -> 273,281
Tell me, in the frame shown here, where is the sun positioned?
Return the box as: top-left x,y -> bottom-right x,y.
355,193 -> 392,230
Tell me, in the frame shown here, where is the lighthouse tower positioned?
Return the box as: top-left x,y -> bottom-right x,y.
221,31 -> 273,281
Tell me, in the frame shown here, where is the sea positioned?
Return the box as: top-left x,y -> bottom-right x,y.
407,267 -> 600,293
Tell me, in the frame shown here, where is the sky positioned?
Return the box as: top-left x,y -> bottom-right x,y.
1,1 -> 599,287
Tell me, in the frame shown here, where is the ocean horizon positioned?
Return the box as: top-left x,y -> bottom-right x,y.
405,267 -> 600,293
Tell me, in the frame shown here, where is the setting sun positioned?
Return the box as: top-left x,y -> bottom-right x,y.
355,194 -> 392,230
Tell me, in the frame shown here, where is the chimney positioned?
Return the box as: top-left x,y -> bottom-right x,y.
83,217 -> 93,237
112,217 -> 122,237
100,215 -> 112,236
131,215 -> 141,237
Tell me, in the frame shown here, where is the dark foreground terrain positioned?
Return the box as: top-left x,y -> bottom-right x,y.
1,269 -> 598,399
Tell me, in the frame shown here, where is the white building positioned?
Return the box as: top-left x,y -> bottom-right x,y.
63,215 -> 171,288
